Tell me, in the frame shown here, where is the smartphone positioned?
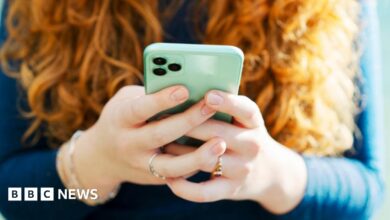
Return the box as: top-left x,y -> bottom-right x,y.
144,43 -> 244,123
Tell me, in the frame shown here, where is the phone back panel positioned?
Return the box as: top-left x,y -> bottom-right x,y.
144,43 -> 244,122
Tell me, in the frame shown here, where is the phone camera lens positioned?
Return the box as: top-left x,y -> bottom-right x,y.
153,57 -> 167,65
168,63 -> 181,71
153,68 -> 166,76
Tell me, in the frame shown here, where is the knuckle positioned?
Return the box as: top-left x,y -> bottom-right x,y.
245,138 -> 261,156
245,109 -> 258,122
198,142 -> 220,171
230,97 -> 240,109
244,102 -> 260,119
238,96 -> 262,124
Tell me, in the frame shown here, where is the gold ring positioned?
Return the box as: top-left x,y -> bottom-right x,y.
148,152 -> 166,180
211,156 -> 223,178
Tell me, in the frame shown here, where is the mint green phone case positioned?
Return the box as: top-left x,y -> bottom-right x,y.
144,43 -> 244,122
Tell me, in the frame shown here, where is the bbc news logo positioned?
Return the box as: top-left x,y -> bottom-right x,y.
8,187 -> 98,201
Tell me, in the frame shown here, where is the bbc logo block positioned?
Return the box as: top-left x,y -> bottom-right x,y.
8,187 -> 54,201
24,187 -> 38,201
40,187 -> 54,201
8,187 -> 22,201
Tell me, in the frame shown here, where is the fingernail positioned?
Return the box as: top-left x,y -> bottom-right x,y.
211,142 -> 224,155
201,104 -> 215,115
206,92 -> 223,105
171,87 -> 188,102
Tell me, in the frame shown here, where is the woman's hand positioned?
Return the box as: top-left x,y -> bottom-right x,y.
58,85 -> 227,201
164,90 -> 308,214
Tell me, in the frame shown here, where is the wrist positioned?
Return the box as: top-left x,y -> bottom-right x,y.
57,128 -> 121,205
75,127 -> 122,193
255,140 -> 307,214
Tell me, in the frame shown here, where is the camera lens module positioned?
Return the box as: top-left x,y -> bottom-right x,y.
153,68 -> 166,76
153,57 -> 167,65
168,63 -> 181,71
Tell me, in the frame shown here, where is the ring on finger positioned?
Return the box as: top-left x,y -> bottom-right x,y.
211,156 -> 223,178
148,151 -> 167,180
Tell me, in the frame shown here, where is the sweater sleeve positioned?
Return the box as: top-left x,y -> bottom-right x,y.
279,1 -> 385,219
0,2 -> 96,219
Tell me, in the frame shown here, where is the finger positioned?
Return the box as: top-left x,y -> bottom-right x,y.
136,100 -> 216,149
118,85 -> 189,126
151,138 -> 226,178
205,90 -> 263,129
183,153 -> 244,179
113,85 -> 145,100
187,119 -> 256,154
208,155 -> 248,179
164,148 -> 245,179
167,177 -> 236,203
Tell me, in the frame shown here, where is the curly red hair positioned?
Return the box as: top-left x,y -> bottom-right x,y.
0,0 -> 361,155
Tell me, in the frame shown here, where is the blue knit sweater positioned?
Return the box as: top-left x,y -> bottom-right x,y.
0,1 -> 385,219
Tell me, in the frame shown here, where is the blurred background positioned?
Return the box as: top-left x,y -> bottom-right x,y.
376,0 -> 389,219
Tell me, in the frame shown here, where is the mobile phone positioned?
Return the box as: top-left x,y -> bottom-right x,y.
144,43 -> 244,123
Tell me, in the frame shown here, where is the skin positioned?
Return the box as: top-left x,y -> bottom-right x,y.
166,90 -> 307,214
57,85 -> 307,214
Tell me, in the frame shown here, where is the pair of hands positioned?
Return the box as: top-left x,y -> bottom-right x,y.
73,85 -> 307,214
